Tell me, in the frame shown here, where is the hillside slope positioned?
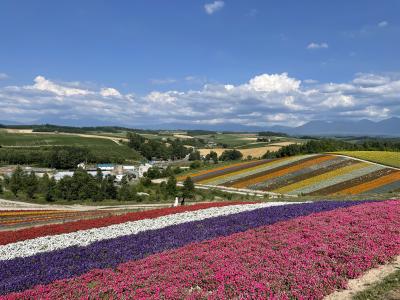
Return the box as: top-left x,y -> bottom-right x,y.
186,154 -> 400,196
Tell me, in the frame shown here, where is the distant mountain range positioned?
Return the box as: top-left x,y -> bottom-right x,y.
152,117 -> 400,137
1,117 -> 399,137
272,117 -> 400,137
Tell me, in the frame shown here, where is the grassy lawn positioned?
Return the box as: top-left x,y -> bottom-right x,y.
353,268 -> 400,300
0,132 -> 118,146
334,151 -> 400,168
0,132 -> 142,162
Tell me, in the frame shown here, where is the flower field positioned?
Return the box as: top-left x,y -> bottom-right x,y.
0,200 -> 399,299
0,210 -> 118,230
187,154 -> 400,195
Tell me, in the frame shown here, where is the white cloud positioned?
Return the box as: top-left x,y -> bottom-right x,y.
0,73 -> 9,80
28,76 -> 91,96
246,73 -> 300,93
321,94 -> 355,108
340,106 -> 390,118
307,42 -> 329,49
378,21 -> 388,28
353,73 -> 390,86
1,72 -> 399,128
146,91 -> 178,104
100,87 -> 122,97
204,1 -> 224,15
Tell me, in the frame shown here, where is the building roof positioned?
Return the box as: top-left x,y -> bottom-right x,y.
96,163 -> 115,168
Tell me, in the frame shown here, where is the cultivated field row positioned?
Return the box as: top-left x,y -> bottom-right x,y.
185,154 -> 400,196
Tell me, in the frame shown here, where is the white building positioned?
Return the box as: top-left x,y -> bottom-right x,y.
53,171 -> 74,181
96,163 -> 115,171
138,163 -> 152,177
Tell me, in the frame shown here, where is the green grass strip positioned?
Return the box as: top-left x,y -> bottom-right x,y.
352,268 -> 400,300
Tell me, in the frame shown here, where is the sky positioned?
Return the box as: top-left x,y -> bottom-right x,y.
0,0 -> 399,129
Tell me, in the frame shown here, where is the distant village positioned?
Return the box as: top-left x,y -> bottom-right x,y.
0,161 -> 174,183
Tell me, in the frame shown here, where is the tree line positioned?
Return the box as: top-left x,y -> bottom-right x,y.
2,167 -> 196,203
0,146 -> 122,169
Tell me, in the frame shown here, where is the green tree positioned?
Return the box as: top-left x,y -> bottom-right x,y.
102,175 -> 117,199
9,166 -> 24,197
39,173 -> 50,193
46,146 -> 92,169
140,177 -> 152,187
188,150 -> 201,161
23,172 -> 39,199
45,177 -> 57,202
182,176 -> 195,199
145,167 -> 161,179
0,177 -> 3,194
190,161 -> 202,169
95,168 -> 103,183
127,132 -> 145,150
118,180 -> 132,201
210,151 -> 218,164
166,175 -> 177,197
219,149 -> 243,161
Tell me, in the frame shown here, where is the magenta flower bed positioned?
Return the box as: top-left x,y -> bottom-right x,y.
4,200 -> 400,300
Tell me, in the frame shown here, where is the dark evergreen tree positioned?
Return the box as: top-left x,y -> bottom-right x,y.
45,177 -> 57,202
9,166 -> 24,197
166,175 -> 177,197
23,172 -> 38,199
182,176 -> 195,199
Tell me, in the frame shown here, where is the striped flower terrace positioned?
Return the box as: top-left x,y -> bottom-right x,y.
184,154 -> 400,196
1,200 -> 399,299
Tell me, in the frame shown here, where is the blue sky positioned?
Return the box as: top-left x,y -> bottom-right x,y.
0,0 -> 399,128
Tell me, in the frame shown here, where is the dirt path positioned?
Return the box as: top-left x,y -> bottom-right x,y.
324,255 -> 400,300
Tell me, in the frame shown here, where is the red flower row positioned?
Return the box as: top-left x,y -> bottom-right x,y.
0,202 -> 253,245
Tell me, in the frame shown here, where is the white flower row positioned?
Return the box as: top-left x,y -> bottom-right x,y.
0,202 -> 297,261
290,164 -> 384,195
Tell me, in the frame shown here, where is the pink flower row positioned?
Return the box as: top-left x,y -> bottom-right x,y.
4,200 -> 400,300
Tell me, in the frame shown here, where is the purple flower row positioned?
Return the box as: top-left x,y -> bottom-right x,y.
0,200 -> 367,295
